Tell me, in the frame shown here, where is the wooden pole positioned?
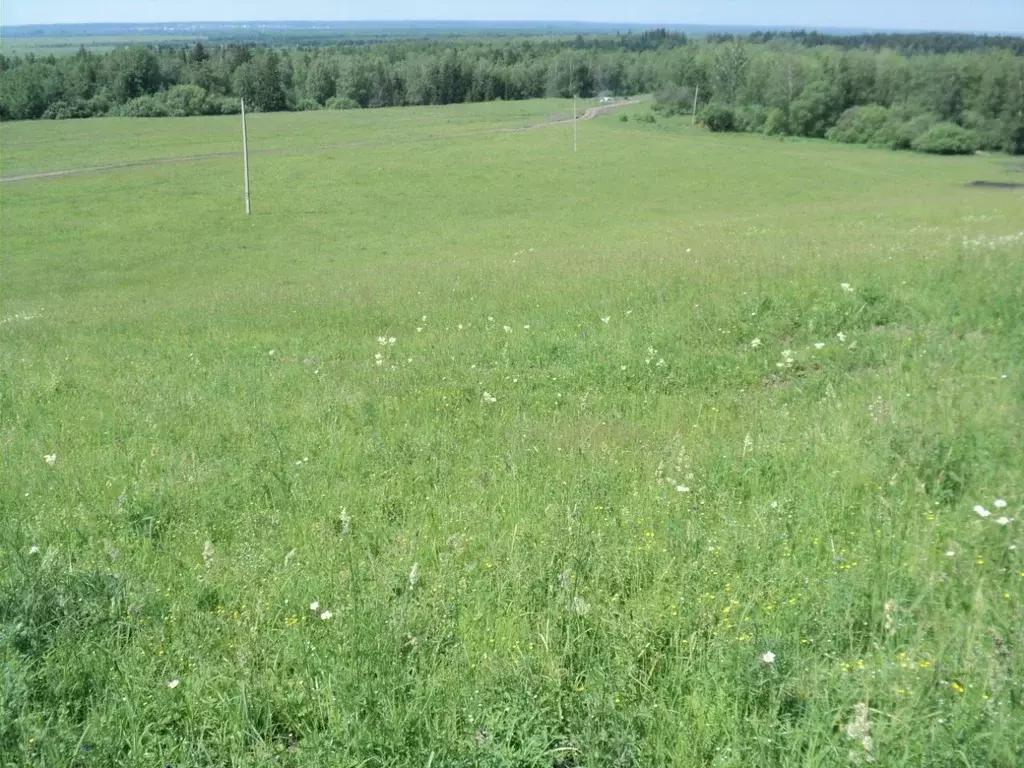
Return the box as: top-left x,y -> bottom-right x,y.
692,85 -> 699,126
241,98 -> 251,216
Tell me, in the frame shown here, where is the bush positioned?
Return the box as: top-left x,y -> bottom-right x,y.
826,105 -> 890,145
324,96 -> 360,110
1004,115 -> 1024,155
735,104 -> 768,133
164,84 -> 209,117
700,104 -> 736,132
877,110 -> 939,150
959,110 -> 1003,151
652,86 -> 696,117
116,95 -> 169,118
911,122 -> 980,155
763,108 -> 788,136
619,113 -> 629,122
634,111 -> 656,124
296,98 -> 323,112
41,99 -> 92,120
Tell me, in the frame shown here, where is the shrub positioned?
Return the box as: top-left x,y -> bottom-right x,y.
763,108 -> 788,136
164,84 -> 209,117
652,86 -> 696,117
1004,115 -> 1024,155
296,98 -> 323,111
700,104 -> 736,132
735,104 -> 768,133
960,110 -> 1003,151
619,113 -> 629,122
877,111 -> 939,150
826,105 -> 890,145
41,99 -> 92,120
634,111 -> 656,124
325,96 -> 360,110
911,122 -> 980,155
116,95 -> 169,118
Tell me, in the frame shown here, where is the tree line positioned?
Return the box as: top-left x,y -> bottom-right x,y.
1,32 -> 1021,153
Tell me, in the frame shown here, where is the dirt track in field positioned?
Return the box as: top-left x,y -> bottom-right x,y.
0,100 -> 642,184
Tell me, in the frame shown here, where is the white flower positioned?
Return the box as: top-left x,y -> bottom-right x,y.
762,651 -> 776,664
202,541 -> 214,568
995,517 -> 1012,526
841,283 -> 854,294
601,316 -> 611,324
167,679 -> 180,689
457,324 -> 464,330
769,501 -> 778,509
656,358 -> 666,367
503,325 -> 512,333
388,337 -> 396,345
750,338 -> 762,349
974,505 -> 991,518
482,392 -> 497,404
994,499 -> 1007,508
310,601 -> 320,611
523,325 -> 530,330
945,550 -> 956,557
487,316 -> 494,322
377,336 -> 388,346
44,454 -> 57,466
814,342 -> 825,350
782,349 -> 793,359
676,485 -> 690,493
320,610 -> 333,621
29,545 -> 40,555
416,327 -> 424,333
837,332 -> 847,342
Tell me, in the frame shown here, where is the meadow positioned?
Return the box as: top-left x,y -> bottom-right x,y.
1,100 -> 1023,766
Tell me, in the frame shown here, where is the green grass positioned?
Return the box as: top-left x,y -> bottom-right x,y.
2,101 -> 1023,766
0,35 -> 205,56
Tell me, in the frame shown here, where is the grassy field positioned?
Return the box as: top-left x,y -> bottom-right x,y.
2,101 -> 1023,766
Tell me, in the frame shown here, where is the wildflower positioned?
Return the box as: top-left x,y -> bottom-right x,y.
487,316 -> 494,322
377,336 -> 388,346
601,316 -> 611,324
29,545 -> 40,555
339,508 -> 351,536
676,485 -> 690,493
523,325 -> 530,330
482,392 -> 497,404
408,562 -> 420,591
814,342 -> 825,350
44,454 -> 57,466
837,332 -> 847,342
762,651 -> 776,664
974,505 -> 991,518
841,283 -> 854,294
750,338 -> 762,349
945,550 -> 956,557
503,325 -> 512,333
167,680 -> 180,689
388,337 -> 396,345
845,702 -> 874,763
994,499 -> 1007,508
782,349 -> 793,360
310,601 -> 320,612
457,324 -> 464,330
995,516 -> 1012,526
951,681 -> 965,695
770,501 -> 778,509
320,610 -> 333,621
416,327 -> 424,333
572,596 -> 591,616
202,541 -> 214,568
374,352 -> 384,366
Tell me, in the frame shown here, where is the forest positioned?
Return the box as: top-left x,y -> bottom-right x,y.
1,29 -> 1022,154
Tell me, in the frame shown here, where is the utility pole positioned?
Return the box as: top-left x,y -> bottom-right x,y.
573,93 -> 578,153
692,85 -> 700,126
241,98 -> 251,216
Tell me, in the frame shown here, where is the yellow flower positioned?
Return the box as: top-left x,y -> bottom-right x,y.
917,660 -> 932,669
951,682 -> 965,695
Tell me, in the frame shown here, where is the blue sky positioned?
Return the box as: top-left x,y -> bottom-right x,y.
3,1 -> 1023,33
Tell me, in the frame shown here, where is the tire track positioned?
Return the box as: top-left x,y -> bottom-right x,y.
1,100 -> 642,185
